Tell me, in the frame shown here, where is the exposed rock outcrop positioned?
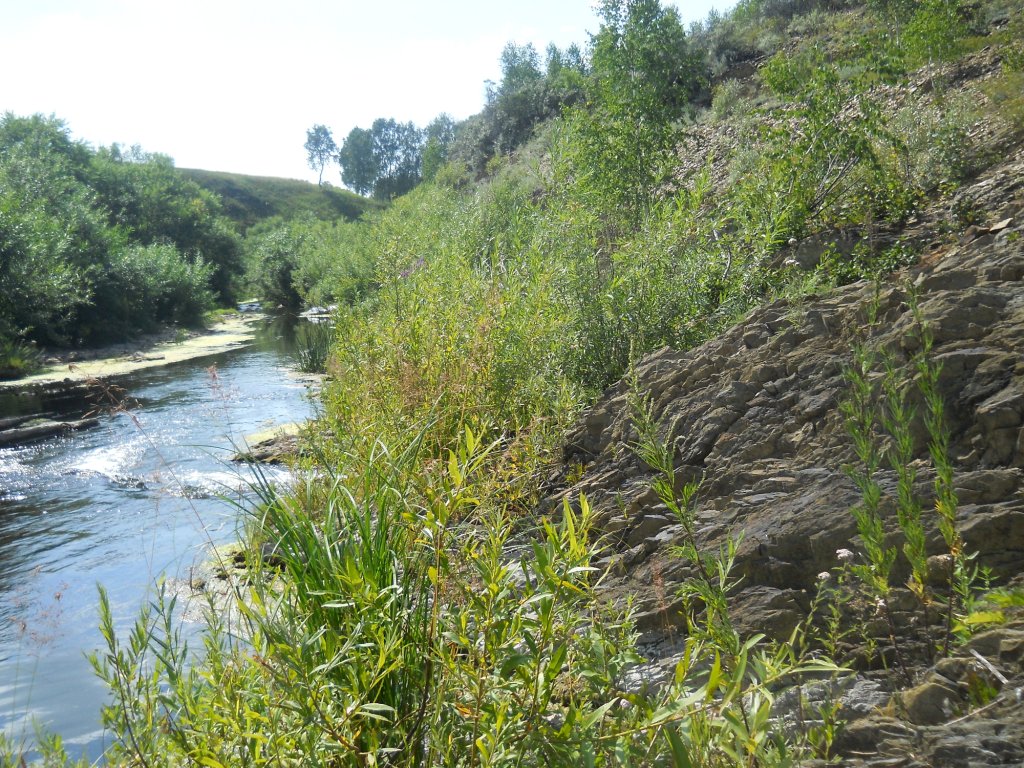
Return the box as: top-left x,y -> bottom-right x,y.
545,149 -> 1024,764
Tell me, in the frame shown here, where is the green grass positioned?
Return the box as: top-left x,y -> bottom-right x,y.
181,168 -> 385,230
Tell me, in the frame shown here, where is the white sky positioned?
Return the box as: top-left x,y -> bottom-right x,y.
1,0 -> 736,184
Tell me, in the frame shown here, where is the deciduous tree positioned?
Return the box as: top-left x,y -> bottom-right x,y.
338,126 -> 378,197
304,124 -> 337,186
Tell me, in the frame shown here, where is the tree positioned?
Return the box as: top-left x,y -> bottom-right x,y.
499,42 -> 543,93
555,0 -> 708,224
338,126 -> 377,196
304,124 -> 337,186
422,114 -> 457,182
370,119 -> 424,200
590,0 -> 707,125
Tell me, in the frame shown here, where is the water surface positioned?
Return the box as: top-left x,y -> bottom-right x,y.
0,320 -> 316,760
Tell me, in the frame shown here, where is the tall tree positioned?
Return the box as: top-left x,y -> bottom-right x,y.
304,124 -> 337,186
338,126 -> 377,197
370,119 -> 424,200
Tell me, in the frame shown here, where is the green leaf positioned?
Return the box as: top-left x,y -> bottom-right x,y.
581,699 -> 617,730
963,610 -> 1004,626
665,726 -> 694,768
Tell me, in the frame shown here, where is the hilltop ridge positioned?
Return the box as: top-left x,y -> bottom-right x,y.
180,167 -> 382,230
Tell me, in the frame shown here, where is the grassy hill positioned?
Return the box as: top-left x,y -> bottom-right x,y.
180,168 -> 384,230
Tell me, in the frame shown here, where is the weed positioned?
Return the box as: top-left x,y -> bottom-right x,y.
627,386 -> 844,765
840,287 -> 987,668
294,319 -> 334,373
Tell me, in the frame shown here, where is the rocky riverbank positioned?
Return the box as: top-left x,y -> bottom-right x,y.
0,314 -> 265,448
544,140 -> 1024,765
0,314 -> 262,391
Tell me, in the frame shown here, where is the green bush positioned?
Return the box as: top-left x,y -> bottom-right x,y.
0,337 -> 43,380
113,243 -> 215,327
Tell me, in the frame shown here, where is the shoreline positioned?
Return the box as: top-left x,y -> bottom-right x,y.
0,314 -> 265,391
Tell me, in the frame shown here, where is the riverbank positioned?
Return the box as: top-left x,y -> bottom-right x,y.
0,314 -> 263,391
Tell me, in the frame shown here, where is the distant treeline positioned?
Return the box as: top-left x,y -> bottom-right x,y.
0,113 -> 242,348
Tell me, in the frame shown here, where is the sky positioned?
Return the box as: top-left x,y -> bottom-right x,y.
1,0 -> 737,184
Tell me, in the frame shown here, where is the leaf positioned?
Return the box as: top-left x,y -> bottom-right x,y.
448,450 -> 462,486
581,699 -> 617,730
665,726 -> 694,768
963,610 -> 1004,626
706,652 -> 722,696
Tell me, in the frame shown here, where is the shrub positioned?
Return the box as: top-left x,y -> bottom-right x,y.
0,337 -> 43,380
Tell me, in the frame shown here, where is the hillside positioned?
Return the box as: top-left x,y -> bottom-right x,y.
552,143 -> 1024,765
180,167 -> 383,229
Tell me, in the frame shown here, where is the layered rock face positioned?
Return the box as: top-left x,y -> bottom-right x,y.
545,151 -> 1024,765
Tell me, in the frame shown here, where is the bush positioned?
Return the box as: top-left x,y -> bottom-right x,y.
112,243 -> 215,327
0,337 -> 43,380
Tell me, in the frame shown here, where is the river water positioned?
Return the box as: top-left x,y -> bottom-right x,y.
0,319 -> 317,761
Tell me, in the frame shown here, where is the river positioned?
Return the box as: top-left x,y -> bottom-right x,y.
0,318 -> 317,761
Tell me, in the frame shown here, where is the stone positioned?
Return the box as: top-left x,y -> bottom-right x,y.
899,679 -> 960,725
544,128 -> 1024,767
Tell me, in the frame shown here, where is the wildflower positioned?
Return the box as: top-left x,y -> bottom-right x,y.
817,571 -> 831,582
836,548 -> 855,563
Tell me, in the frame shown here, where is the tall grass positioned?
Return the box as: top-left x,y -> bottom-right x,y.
294,320 -> 334,373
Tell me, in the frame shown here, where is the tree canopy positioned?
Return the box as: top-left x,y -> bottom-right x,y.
305,124 -> 338,186
0,112 -> 242,349
338,119 -> 425,200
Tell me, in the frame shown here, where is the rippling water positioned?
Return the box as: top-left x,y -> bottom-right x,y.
0,320 -> 316,761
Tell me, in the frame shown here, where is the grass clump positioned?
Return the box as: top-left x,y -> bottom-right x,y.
294,320 -> 334,374
0,338 -> 43,380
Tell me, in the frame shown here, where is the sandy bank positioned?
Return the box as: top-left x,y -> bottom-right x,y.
0,314 -> 264,391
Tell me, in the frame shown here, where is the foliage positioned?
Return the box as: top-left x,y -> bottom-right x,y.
109,243 -> 215,328
294,320 -> 334,373
0,129 -> 105,344
338,119 -> 425,200
75,413 -> 843,767
243,223 -> 307,310
5,0 -> 1016,761
840,290 -> 987,667
553,0 -> 708,228
0,113 -> 239,350
90,145 -> 243,301
242,213 -> 376,310
304,123 -> 337,185
0,338 -> 42,380
449,42 -> 587,177
421,113 -> 457,183
337,126 -> 377,196
590,0 -> 708,125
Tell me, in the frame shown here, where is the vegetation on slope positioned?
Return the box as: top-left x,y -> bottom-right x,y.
180,167 -> 382,231
5,0 -> 1024,764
